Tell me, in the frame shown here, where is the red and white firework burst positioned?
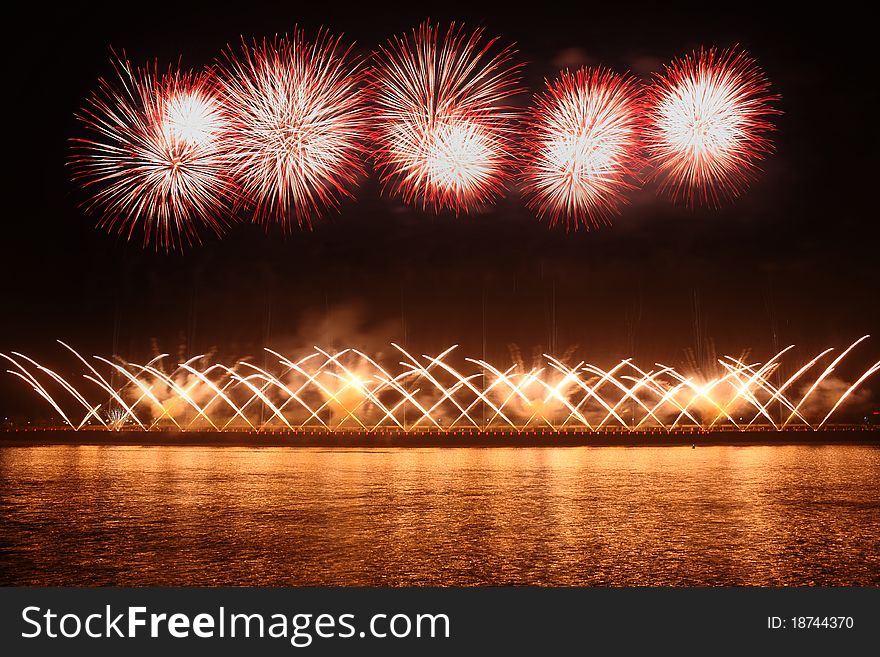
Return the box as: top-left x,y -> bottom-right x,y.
215,30 -> 369,228
643,47 -> 779,206
522,67 -> 644,229
72,57 -> 234,249
369,22 -> 522,214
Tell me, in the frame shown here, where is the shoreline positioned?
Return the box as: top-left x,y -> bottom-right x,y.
1,428 -> 878,447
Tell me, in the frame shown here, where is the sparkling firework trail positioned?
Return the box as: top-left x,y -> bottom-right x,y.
71,57 -> 234,249
643,47 -> 778,206
215,29 -> 369,228
369,22 -> 523,213
3,340 -> 876,433
523,67 -> 644,229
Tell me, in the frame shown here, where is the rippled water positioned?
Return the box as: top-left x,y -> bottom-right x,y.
0,445 -> 877,586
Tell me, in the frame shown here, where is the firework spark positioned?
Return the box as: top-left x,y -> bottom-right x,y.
215,29 -> 369,228
3,339 -> 876,433
369,22 -> 523,213
523,67 -> 644,228
71,57 -> 234,249
643,47 -> 778,206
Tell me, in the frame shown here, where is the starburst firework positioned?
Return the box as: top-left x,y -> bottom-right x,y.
523,67 -> 644,228
215,30 -> 369,228
369,22 -> 523,213
71,57 -> 234,249
643,47 -> 779,206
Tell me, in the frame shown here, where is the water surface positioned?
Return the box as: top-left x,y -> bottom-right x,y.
0,445 -> 877,585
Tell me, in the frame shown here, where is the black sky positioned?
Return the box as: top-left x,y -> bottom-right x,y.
1,0 -> 878,415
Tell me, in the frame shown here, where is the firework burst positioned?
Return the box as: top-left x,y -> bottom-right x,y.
369,22 -> 523,213
523,67 -> 644,229
3,339 -> 876,432
643,47 -> 778,206
71,57 -> 235,249
215,30 -> 369,228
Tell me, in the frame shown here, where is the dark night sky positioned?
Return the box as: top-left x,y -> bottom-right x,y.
1,1 -> 878,416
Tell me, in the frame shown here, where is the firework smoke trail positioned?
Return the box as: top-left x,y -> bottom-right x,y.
2,340 -> 875,433
71,57 -> 235,249
643,47 -> 778,206
523,67 -> 644,229
215,29 -> 369,228
369,22 -> 523,213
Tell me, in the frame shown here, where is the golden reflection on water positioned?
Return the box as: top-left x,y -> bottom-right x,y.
0,445 -> 877,585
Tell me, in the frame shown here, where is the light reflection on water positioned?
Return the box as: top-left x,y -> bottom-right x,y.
0,445 -> 877,586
